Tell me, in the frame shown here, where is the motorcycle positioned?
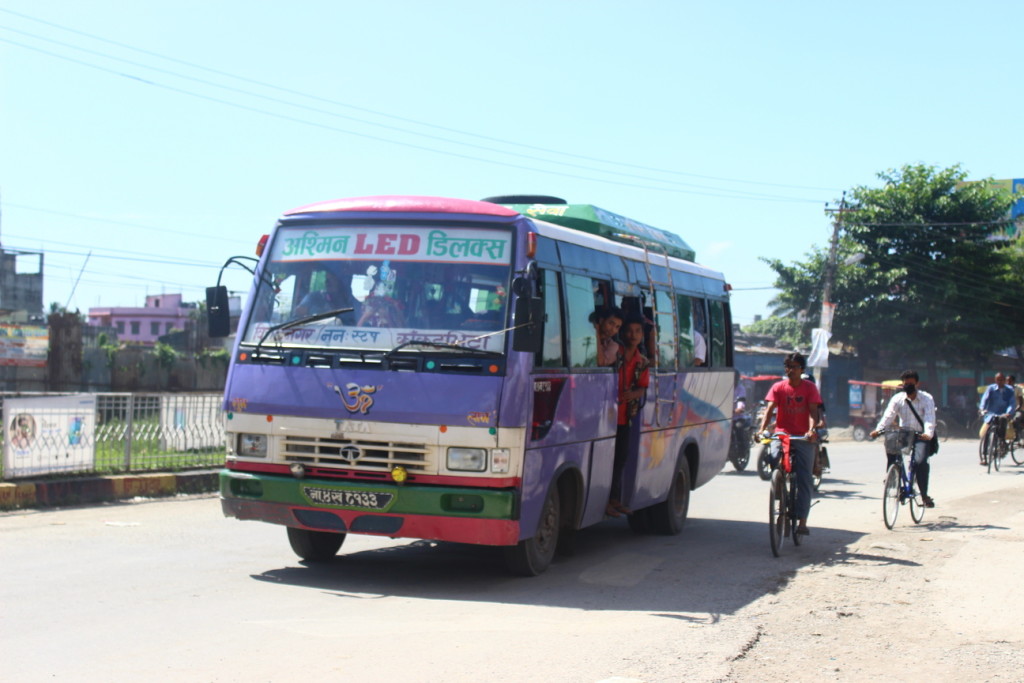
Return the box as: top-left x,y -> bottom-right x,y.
729,399 -> 755,471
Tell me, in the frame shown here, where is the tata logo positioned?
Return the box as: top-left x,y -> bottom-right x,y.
339,445 -> 363,463
333,419 -> 371,434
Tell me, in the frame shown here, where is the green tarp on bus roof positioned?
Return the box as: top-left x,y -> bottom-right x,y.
504,202 -> 696,262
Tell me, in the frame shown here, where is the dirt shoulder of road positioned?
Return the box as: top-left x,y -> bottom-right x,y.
723,478 -> 1024,681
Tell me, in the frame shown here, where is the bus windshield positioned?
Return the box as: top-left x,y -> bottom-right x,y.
240,223 -> 513,354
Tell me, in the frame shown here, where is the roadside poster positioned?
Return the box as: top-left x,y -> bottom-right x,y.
2,395 -> 97,479
0,325 -> 48,367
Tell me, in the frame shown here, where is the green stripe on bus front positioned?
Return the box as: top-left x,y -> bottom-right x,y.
219,470 -> 515,519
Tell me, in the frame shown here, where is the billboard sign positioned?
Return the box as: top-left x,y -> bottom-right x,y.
0,325 -> 48,367
3,394 -> 97,478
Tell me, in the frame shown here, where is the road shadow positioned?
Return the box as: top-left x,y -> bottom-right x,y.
813,478 -> 877,501
249,513 -> 868,617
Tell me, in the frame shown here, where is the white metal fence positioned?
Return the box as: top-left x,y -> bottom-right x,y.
1,392 -> 226,480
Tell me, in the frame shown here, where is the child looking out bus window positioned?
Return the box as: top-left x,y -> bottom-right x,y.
608,316 -> 649,517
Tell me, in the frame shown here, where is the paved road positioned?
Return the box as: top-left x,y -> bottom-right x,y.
1,437 -> 1020,682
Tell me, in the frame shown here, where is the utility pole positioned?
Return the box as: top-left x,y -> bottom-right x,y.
815,192 -> 851,393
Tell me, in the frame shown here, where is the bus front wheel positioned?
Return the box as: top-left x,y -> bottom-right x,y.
504,485 -> 560,576
650,457 -> 691,535
287,527 -> 345,561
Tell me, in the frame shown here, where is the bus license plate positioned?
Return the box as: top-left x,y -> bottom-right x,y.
302,487 -> 394,510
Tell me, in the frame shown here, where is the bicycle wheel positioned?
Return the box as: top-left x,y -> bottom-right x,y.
811,449 -> 822,492
994,440 -> 1002,472
909,480 -> 925,524
883,464 -> 901,529
985,429 -> 1000,473
1012,437 -> 1024,465
935,418 -> 948,442
981,428 -> 994,470
768,468 -> 786,557
790,474 -> 803,547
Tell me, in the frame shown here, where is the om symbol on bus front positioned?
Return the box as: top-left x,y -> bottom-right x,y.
330,383 -> 380,414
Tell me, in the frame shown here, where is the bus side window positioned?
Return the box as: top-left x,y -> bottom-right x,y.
676,294 -> 695,365
654,289 -> 677,371
537,269 -> 565,368
708,300 -> 727,367
564,273 -> 610,368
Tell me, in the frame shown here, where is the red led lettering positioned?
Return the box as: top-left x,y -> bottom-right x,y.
377,234 -> 397,255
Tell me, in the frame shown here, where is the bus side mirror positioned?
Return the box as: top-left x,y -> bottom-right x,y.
512,296 -> 544,353
206,286 -> 231,338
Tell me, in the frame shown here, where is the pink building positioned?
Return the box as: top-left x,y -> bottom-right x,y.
88,294 -> 193,345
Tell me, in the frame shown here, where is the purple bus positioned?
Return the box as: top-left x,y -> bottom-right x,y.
208,195 -> 735,575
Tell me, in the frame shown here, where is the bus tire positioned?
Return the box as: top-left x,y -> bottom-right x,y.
504,485 -> 560,576
626,506 -> 654,534
287,527 -> 345,561
649,457 -> 691,535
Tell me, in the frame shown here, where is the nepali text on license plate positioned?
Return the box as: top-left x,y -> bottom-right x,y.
302,487 -> 394,510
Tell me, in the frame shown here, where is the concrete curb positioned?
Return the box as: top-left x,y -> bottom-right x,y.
0,470 -> 220,511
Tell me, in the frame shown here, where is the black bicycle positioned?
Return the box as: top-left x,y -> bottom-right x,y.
1008,413 -> 1024,466
767,432 -> 811,557
979,414 -> 1011,473
881,429 -> 926,529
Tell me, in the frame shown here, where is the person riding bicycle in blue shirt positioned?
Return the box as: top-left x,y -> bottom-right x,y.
978,373 -> 1015,460
869,370 -> 936,508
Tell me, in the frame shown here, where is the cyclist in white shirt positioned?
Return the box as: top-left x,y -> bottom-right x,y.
870,370 -> 936,508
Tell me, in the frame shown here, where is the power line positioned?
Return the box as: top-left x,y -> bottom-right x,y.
0,6 -> 844,195
4,202 -> 253,245
2,236 -> 224,268
0,28 -> 832,203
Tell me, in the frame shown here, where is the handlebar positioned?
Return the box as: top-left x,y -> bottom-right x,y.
761,432 -> 812,441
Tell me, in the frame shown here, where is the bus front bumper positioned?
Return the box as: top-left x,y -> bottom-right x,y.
219,470 -> 520,546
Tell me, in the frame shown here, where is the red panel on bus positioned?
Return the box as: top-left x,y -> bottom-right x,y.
283,195 -> 520,218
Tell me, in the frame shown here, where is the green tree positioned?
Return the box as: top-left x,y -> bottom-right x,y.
742,315 -> 807,350
764,163 -> 1020,374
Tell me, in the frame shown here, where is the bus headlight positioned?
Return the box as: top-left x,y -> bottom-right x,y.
447,447 -> 487,472
237,433 -> 268,457
490,448 -> 510,473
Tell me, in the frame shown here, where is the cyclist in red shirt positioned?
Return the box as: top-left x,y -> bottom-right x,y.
756,352 -> 823,536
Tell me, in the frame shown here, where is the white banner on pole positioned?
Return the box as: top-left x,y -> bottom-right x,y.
807,328 -> 832,368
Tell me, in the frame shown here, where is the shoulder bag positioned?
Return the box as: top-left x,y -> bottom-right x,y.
906,398 -> 938,456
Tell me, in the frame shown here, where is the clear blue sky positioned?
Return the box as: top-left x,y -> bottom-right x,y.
2,1 -> 1022,326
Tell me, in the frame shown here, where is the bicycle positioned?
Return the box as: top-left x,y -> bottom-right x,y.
1011,413 -> 1024,466
812,428 -> 830,492
766,432 -> 812,557
979,414 -> 1011,473
881,428 -> 927,529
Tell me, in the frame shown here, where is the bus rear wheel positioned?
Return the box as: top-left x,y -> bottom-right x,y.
649,458 -> 691,535
504,485 -> 560,576
287,527 -> 346,561
627,506 -> 654,534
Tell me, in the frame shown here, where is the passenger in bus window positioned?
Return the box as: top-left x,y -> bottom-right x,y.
692,300 -> 708,366
608,315 -> 649,517
358,262 -> 406,328
692,330 -> 707,366
295,264 -> 357,325
592,307 -> 624,367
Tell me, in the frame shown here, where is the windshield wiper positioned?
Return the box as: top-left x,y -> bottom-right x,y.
252,307 -> 353,356
385,340 -> 502,359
